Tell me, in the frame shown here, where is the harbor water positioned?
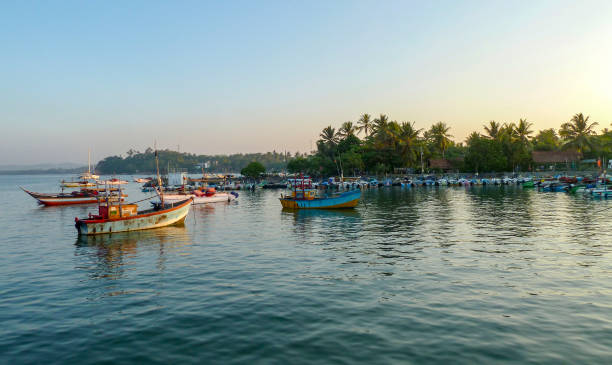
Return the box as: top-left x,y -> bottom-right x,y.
2,175 -> 612,364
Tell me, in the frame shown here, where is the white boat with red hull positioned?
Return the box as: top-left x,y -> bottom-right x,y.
21,187 -> 126,206
75,198 -> 192,235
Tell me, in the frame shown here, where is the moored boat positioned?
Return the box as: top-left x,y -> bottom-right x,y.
21,187 -> 126,206
280,176 -> 361,209
75,197 -> 192,235
280,188 -> 361,209
61,180 -> 96,188
97,178 -> 129,185
161,187 -> 238,204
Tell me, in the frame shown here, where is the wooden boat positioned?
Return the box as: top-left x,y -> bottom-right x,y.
61,150 -> 99,186
21,187 -> 126,206
61,180 -> 96,188
75,197 -> 192,235
134,177 -> 152,183
280,188 -> 360,209
590,187 -> 612,198
97,178 -> 129,185
280,174 -> 361,209
161,188 -> 238,205
522,181 -> 535,188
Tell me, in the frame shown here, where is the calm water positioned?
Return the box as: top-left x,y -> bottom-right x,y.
2,175 -> 612,364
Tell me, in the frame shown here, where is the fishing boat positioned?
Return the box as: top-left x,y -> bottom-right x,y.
134,177 -> 152,183
21,187 -> 126,206
97,178 -> 129,185
75,149 -> 191,235
161,187 -> 238,205
60,149 -> 100,187
60,180 -> 97,188
280,176 -> 360,209
75,197 -> 192,235
280,188 -> 361,209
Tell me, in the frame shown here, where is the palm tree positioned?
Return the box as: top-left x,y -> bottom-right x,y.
427,122 -> 453,159
515,118 -> 533,145
484,121 -> 501,139
397,122 -> 422,166
357,114 -> 372,137
319,126 -> 339,145
372,120 -> 398,150
372,114 -> 389,134
559,113 -> 598,153
465,131 -> 481,145
338,121 -> 358,139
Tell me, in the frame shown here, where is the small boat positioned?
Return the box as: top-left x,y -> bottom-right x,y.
538,182 -> 568,192
280,176 -> 361,209
61,150 -> 100,187
280,188 -> 361,209
75,197 -> 192,235
61,180 -> 97,188
134,177 -> 152,183
21,187 -> 126,206
161,187 -> 238,205
522,181 -> 535,188
590,187 -> 612,198
98,178 -> 129,185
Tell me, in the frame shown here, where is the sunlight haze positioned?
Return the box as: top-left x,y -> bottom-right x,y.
1,0 -> 611,164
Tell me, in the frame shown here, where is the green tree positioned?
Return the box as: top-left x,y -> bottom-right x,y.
397,122 -> 422,167
357,113 -> 372,137
532,128 -> 560,151
240,161 -> 266,179
425,122 -> 453,159
372,114 -> 389,134
464,133 -> 507,172
484,121 -> 501,139
319,126 -> 339,146
515,119 -> 533,145
338,121 -> 358,139
287,157 -> 310,173
559,113 -> 598,153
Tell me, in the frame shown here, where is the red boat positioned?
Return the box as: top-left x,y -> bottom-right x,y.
21,187 -> 125,206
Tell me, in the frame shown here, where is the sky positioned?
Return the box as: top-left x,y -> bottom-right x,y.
1,0 -> 611,165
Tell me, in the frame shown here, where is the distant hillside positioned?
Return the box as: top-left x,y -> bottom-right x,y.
0,162 -> 85,171
0,166 -> 87,175
95,149 -> 292,174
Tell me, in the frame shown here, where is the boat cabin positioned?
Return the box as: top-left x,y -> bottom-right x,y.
291,189 -> 317,200
98,203 -> 138,219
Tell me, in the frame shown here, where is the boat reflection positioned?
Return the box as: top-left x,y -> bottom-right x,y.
74,226 -> 193,284
281,208 -> 363,243
281,207 -> 361,220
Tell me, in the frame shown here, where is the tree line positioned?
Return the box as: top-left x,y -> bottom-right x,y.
96,149 -> 292,174
287,112 -> 609,176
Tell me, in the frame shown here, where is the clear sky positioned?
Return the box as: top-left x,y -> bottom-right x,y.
1,0 -> 611,164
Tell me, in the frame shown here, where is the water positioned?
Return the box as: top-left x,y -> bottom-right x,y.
2,175 -> 612,364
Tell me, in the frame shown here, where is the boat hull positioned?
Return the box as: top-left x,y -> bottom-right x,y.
280,190 -> 361,209
38,196 -> 99,206
21,187 -> 107,206
75,199 -> 192,235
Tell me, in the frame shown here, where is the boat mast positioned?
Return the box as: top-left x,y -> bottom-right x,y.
155,143 -> 164,206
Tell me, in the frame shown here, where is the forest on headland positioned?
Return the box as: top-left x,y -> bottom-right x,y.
96,149 -> 290,174
95,112 -> 610,176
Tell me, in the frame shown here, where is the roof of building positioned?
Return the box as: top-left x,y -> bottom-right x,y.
429,158 -> 452,170
532,150 -> 581,163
